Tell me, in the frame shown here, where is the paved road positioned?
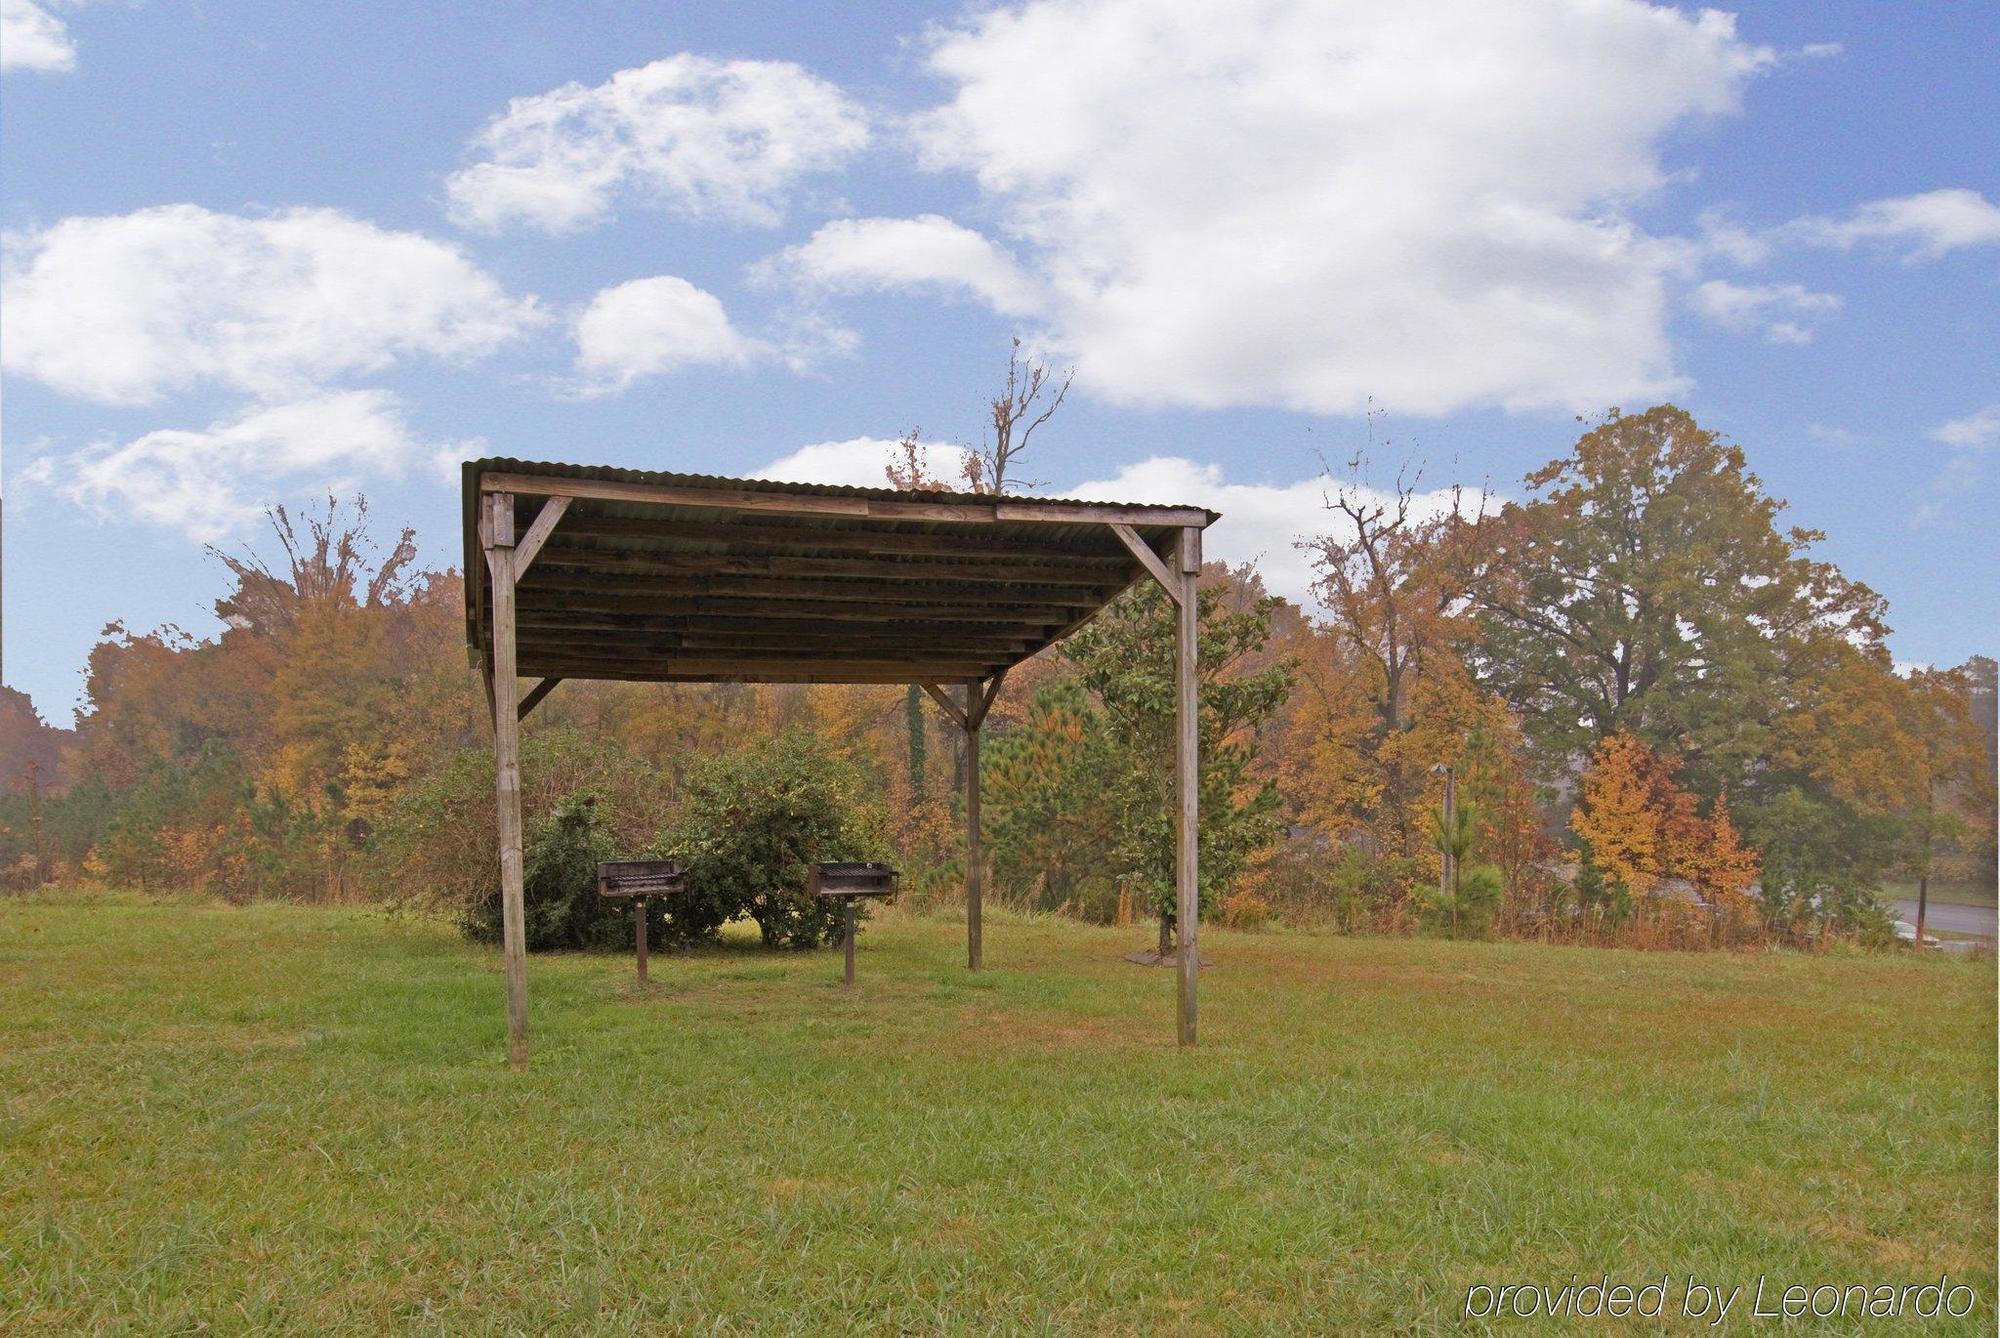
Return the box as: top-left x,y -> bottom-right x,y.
1892,898 -> 1996,939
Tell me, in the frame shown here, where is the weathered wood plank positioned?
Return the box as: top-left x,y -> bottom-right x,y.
514,611 -> 1058,638
484,492 -> 530,1069
516,591 -> 1088,624
519,568 -> 1117,608
516,676 -> 562,720
511,496 -> 570,576
532,545 -> 1134,587
1111,522 -> 1182,603
481,470 -> 1210,528
919,682 -> 968,729
965,677 -> 984,972
969,668 -> 1008,729
1174,525 -> 1201,1048
516,631 -> 1039,657
522,661 -> 999,685
524,652 -> 1000,677
555,511 -> 1141,561
515,637 -> 1051,664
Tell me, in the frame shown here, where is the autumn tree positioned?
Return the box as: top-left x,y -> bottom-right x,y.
1572,733 -> 1765,933
1685,786 -> 1760,914
1291,460 -> 1538,892
1053,567 -> 1295,942
1470,406 -> 1887,793
1571,734 -> 1667,897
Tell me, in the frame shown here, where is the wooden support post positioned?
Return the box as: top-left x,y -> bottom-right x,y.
965,677 -> 984,972
483,491 -> 530,1068
1175,526 -> 1201,1047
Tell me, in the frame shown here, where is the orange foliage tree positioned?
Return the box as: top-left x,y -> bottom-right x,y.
1574,733 -> 1761,913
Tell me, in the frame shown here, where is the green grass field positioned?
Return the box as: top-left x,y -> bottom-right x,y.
1881,880 -> 1999,910
3,892 -> 1993,1332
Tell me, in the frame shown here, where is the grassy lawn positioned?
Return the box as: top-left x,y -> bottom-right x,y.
1882,880 -> 1999,910
2,891 -> 1993,1332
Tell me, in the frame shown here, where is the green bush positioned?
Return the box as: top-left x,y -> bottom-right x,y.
658,732 -> 882,950
465,793 -> 634,951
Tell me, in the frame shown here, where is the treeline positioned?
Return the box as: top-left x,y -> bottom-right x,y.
1,407 -> 1992,950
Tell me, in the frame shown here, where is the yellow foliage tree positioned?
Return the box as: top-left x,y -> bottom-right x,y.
1572,734 -> 1664,894
1685,786 -> 1760,901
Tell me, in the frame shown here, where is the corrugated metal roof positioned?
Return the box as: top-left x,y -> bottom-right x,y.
460,456 -> 1215,684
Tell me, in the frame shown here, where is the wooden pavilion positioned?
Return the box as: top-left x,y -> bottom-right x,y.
461,458 -> 1217,1065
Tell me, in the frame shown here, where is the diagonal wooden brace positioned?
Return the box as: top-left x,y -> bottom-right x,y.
1111,523 -> 1182,604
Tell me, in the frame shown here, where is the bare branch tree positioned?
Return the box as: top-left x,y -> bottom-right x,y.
964,336 -> 1073,495
208,495 -> 418,634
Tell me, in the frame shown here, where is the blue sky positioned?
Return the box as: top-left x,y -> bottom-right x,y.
2,0 -> 1995,721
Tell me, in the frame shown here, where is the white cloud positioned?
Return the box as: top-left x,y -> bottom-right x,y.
750,437 -> 1478,610
1785,188 -> 2000,262
1910,405 -> 2000,529
26,391 -> 475,542
831,0 -> 1777,416
752,436 -> 979,491
1066,457 -> 1477,608
1930,404 -> 2000,452
762,214 -> 1044,317
1692,210 -> 1775,267
572,275 -> 759,395
1688,279 -> 1840,343
446,54 -> 868,234
1,0 -> 74,73
1,204 -> 539,405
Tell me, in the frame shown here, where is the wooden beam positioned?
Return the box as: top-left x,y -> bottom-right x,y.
1174,526 -> 1201,1047
555,511 -> 1139,562
483,492 -> 530,1069
516,591 -> 1089,625
515,624 -> 1039,648
519,569 -> 1115,609
516,676 -> 562,720
1111,523 -> 1181,604
511,496 -> 570,576
995,500 -> 1213,528
480,470 -> 1211,529
514,638 -> 1010,662
919,682 -> 968,729
532,546 -> 1133,587
519,664 -> 995,686
525,653 -> 1000,679
512,612 -> 1048,640
969,668 -> 1008,729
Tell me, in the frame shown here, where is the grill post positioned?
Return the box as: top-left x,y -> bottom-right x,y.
810,862 -> 897,987
843,901 -> 857,987
635,895 -> 649,987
